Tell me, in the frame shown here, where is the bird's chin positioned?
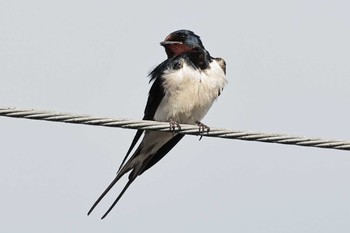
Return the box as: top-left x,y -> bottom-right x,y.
162,43 -> 193,58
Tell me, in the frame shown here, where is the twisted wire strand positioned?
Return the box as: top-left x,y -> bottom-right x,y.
1,107 -> 349,151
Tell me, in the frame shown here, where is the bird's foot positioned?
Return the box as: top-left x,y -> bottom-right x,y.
169,119 -> 181,135
196,121 -> 210,140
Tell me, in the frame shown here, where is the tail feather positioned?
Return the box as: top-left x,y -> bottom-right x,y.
87,171 -> 126,216
87,147 -> 143,217
101,178 -> 136,219
118,129 -> 144,172
88,132 -> 183,218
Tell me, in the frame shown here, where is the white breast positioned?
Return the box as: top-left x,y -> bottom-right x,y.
153,59 -> 227,124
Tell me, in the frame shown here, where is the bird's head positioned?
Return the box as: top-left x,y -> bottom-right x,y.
160,30 -> 205,58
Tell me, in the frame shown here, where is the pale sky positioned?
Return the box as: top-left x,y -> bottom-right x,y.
1,0 -> 350,232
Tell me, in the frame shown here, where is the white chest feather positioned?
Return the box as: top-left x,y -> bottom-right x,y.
154,59 -> 227,124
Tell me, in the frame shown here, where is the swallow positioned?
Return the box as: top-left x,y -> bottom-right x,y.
87,29 -> 227,219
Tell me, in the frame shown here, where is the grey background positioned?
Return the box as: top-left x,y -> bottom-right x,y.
1,0 -> 349,232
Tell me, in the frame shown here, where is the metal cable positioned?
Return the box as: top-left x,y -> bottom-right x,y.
1,107 -> 349,151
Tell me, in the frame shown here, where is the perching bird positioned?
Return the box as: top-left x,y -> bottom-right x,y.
87,29 -> 227,219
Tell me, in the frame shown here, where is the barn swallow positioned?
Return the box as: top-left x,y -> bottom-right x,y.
87,30 -> 227,219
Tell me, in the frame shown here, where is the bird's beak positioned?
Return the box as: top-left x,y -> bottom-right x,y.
160,41 -> 182,46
